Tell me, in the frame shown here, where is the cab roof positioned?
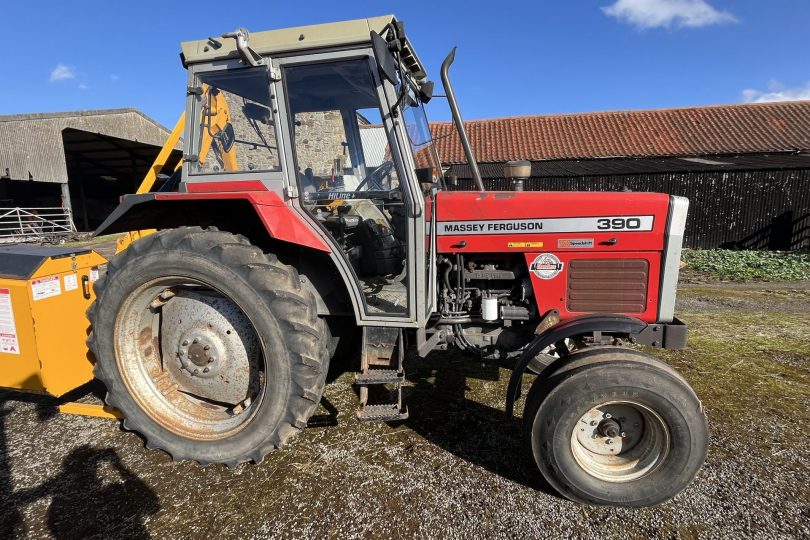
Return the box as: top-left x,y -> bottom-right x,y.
181,15 -> 425,78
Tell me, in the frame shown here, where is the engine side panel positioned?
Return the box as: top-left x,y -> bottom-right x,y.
433,190 -> 673,324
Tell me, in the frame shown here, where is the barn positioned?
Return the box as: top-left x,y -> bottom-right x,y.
431,101 -> 810,250
0,109 -> 181,238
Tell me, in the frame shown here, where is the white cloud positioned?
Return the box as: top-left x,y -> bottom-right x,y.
602,0 -> 737,29
78,84 -> 89,90
49,63 -> 76,82
110,74 -> 120,81
742,81 -> 810,103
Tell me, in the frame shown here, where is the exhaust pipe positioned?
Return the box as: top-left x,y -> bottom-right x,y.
441,48 -> 484,192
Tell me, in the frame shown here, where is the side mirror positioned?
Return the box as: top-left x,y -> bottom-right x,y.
371,31 -> 398,85
418,81 -> 434,103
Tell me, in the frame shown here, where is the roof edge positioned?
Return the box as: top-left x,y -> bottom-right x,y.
0,108 -> 173,134
429,99 -> 810,126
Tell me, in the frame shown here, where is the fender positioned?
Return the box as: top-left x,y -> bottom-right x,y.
505,313 -> 649,417
94,191 -> 330,253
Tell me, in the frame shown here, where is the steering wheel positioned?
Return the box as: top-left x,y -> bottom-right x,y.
355,160 -> 394,192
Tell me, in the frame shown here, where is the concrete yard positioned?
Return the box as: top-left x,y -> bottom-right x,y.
1,281 -> 808,539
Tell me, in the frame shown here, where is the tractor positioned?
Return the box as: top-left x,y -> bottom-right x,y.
89,15 -> 708,507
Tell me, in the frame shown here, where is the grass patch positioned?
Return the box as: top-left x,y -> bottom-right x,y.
682,249 -> 810,281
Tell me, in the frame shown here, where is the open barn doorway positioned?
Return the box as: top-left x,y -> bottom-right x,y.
63,128 -> 182,231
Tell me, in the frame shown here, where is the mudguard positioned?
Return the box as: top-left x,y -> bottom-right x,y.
505,313 -> 648,416
94,191 -> 330,253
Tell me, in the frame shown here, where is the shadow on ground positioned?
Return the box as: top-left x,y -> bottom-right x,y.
0,392 -> 159,539
400,351 -> 558,496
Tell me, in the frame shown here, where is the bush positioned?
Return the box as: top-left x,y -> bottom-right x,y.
681,249 -> 810,281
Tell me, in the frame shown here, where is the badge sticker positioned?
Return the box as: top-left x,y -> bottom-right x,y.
530,253 -> 564,280
90,268 -> 100,282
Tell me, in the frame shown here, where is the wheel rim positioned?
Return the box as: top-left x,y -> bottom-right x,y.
114,276 -> 265,441
570,401 -> 670,482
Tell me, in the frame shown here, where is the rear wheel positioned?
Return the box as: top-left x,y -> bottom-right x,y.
88,227 -> 329,467
524,348 -> 708,506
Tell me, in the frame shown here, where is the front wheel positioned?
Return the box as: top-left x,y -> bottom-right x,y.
523,348 -> 708,507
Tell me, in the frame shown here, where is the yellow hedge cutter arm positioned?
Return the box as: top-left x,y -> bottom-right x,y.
115,85 -> 235,252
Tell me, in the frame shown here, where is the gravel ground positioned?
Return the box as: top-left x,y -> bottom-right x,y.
1,281 -> 808,539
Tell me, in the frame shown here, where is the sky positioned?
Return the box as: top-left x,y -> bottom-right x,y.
1,0 -> 809,128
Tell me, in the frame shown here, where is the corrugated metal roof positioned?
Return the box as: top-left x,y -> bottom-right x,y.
431,101 -> 810,164
0,109 -> 175,183
358,126 -> 389,167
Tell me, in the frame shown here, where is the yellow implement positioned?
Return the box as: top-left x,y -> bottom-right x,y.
0,246 -> 106,397
115,85 -> 237,253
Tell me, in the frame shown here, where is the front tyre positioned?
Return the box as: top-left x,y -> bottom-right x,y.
524,348 -> 708,507
87,227 -> 329,467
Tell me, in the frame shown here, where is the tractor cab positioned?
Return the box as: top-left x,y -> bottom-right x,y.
179,17 -> 440,324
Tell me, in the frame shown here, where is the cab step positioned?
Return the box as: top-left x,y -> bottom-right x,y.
355,326 -> 408,423
356,403 -> 408,423
354,369 -> 404,385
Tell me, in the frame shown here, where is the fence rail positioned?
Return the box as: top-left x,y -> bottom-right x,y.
0,207 -> 76,243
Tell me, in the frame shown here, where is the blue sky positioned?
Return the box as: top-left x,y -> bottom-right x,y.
2,0 -> 808,128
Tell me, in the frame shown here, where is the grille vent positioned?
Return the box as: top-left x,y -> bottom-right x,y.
567,259 -> 649,314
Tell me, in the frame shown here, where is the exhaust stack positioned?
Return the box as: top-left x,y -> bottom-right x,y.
440,48 -> 484,192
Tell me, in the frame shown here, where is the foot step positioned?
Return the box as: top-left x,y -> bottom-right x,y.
354,326 -> 407,423
356,403 -> 408,423
354,369 -> 404,385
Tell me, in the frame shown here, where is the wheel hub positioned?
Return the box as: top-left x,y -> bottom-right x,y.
571,401 -> 669,482
177,333 -> 223,376
160,290 -> 259,405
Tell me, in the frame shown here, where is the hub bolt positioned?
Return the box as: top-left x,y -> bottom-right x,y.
203,367 -> 210,373
192,369 -> 199,376
204,345 -> 210,351
606,439 -> 613,445
182,340 -> 189,346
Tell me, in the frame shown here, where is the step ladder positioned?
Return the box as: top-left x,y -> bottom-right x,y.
355,326 -> 408,422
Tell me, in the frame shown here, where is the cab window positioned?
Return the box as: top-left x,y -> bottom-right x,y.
191,68 -> 281,174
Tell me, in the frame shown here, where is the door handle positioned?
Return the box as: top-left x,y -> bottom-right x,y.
600,237 -> 618,246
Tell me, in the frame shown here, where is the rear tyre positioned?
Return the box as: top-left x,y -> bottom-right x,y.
524,348 -> 708,507
87,227 -> 329,467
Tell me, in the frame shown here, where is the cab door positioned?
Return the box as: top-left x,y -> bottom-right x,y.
275,51 -> 424,326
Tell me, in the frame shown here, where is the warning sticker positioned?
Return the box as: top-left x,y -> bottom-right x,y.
90,268 -> 100,283
31,275 -> 61,301
530,253 -> 564,280
0,288 -> 20,355
508,241 -> 544,248
64,273 -> 79,291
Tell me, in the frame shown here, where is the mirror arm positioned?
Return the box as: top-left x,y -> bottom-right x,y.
440,48 -> 484,192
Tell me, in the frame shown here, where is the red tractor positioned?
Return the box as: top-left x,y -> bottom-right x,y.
89,16 -> 708,507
